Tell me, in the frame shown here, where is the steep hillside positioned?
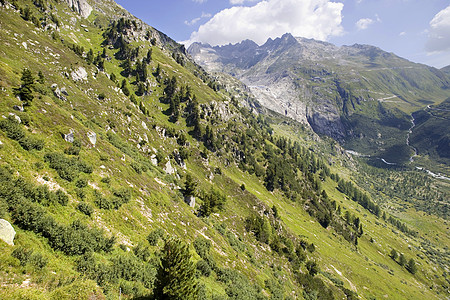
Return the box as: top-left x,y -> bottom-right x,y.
409,98 -> 450,171
442,65 -> 450,75
189,34 -> 450,166
0,1 -> 449,300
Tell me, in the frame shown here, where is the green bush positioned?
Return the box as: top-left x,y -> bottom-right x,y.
56,190 -> 69,206
44,152 -> 92,181
0,116 -> 44,151
12,246 -> 33,266
77,202 -> 93,216
75,178 -> 88,188
29,252 -> 48,269
147,228 -> 164,246
196,260 -> 211,277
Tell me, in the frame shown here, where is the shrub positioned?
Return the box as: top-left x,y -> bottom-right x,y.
77,202 -> 93,216
94,192 -> 112,210
0,116 -> 44,151
196,260 -> 211,277
19,135 -> 44,151
44,152 -> 92,181
56,190 -> 69,206
100,177 -> 111,184
29,252 -> 48,269
193,237 -> 211,259
12,246 -> 33,266
133,243 -> 151,262
147,228 -> 164,246
75,178 -> 88,188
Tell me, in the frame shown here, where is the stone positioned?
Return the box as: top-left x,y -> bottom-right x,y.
141,121 -> 148,130
0,219 -> 16,246
163,160 -> 175,175
13,105 -> 24,112
173,150 -> 186,169
150,154 -> 158,166
53,87 -> 67,101
9,113 -> 21,123
64,131 -> 74,143
87,131 -> 96,146
185,196 -> 196,208
71,66 -> 88,81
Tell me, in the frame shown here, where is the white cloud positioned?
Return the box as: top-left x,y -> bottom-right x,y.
185,0 -> 344,46
184,12 -> 212,26
399,31 -> 406,36
230,0 -> 259,5
193,0 -> 207,3
185,18 -> 201,26
426,5 -> 450,53
356,18 -> 373,30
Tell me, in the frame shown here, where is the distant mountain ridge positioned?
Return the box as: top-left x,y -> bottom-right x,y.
189,33 -> 450,163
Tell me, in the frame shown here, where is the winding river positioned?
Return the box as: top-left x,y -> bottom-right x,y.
346,112 -> 450,181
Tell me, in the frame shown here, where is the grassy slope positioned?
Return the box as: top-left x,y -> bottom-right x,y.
0,1 -> 448,299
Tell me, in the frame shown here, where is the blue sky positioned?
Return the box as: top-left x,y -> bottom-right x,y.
115,0 -> 450,68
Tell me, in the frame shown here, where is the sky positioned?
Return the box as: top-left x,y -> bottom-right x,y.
114,0 -> 450,68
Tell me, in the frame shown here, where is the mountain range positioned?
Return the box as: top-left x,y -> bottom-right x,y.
189,33 -> 450,168
0,1 -> 448,299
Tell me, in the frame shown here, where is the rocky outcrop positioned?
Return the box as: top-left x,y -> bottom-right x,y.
0,219 -> 16,246
63,0 -> 92,18
87,131 -> 97,146
71,66 -> 88,81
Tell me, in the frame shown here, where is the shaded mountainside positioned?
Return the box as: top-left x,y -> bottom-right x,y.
410,98 -> 450,164
189,34 -> 450,165
442,65 -> 450,75
0,1 -> 449,300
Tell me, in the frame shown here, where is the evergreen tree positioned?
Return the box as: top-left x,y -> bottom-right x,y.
154,238 -> 198,300
182,174 -> 197,197
406,258 -> 417,274
399,253 -> 407,266
14,68 -> 35,106
390,249 -> 398,261
145,48 -> 152,64
306,260 -> 319,276
86,48 -> 94,65
121,79 -> 130,96
37,70 -> 45,84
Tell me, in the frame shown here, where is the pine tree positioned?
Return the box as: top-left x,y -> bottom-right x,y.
86,49 -> 94,64
145,48 -> 152,64
182,174 -> 197,197
14,68 -> 35,106
390,249 -> 398,261
406,258 -> 417,274
154,238 -> 198,300
399,253 -> 406,266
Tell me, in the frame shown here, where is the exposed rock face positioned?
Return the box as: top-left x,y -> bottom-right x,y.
64,131 -> 74,143
185,196 -> 195,208
0,219 -> 16,246
164,160 -> 175,175
63,0 -> 92,18
71,66 -> 88,81
13,105 -> 24,112
87,131 -> 96,146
